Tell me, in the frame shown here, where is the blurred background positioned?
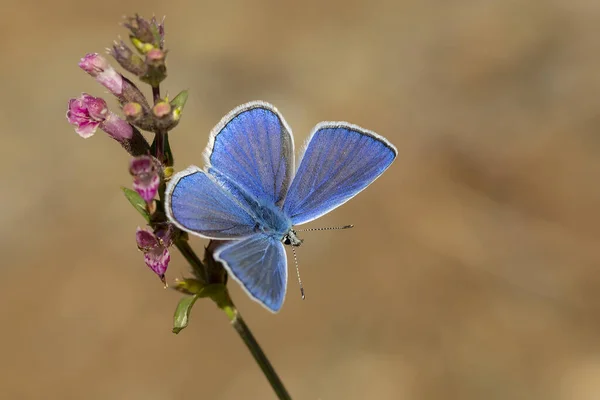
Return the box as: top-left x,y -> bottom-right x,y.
3,0 -> 600,398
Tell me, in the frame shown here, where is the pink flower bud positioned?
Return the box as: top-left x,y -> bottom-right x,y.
122,102 -> 154,131
152,101 -> 171,118
123,102 -> 143,120
146,48 -> 166,66
79,53 -> 150,110
151,101 -> 179,131
79,53 -> 124,96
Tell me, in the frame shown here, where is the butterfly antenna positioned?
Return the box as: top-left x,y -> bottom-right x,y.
296,225 -> 354,232
291,246 -> 305,300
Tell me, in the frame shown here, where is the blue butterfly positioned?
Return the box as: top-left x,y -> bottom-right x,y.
165,101 -> 397,312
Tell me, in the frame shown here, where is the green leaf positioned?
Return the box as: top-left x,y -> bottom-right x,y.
170,90 -> 189,111
121,187 -> 150,222
172,278 -> 205,295
173,295 -> 199,334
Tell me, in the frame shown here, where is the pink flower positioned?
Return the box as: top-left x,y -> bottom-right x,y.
66,93 -> 132,140
66,93 -> 107,138
79,53 -> 124,96
136,226 -> 173,283
129,156 -> 160,203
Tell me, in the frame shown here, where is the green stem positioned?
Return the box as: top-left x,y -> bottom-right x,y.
234,312 -> 292,399
152,85 -> 161,103
151,84 -> 165,163
174,240 -> 292,400
174,239 -> 208,283
217,293 -> 292,400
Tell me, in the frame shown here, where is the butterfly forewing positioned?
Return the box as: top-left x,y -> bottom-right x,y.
283,123 -> 397,225
204,101 -> 295,208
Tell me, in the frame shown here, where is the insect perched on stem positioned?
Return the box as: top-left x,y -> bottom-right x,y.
165,101 -> 397,312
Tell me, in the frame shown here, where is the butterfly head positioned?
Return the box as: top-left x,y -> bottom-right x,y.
282,229 -> 303,247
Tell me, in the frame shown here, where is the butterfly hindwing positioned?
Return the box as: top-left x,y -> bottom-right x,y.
215,234 -> 288,312
283,123 -> 397,225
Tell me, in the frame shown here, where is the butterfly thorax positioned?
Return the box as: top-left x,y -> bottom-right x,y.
250,200 -> 302,246
250,199 -> 293,238
212,169 -> 295,241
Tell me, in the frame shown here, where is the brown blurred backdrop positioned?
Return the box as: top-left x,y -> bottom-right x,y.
3,0 -> 600,399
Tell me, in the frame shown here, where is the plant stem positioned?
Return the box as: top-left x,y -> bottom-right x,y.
174,240 -> 292,399
152,85 -> 161,103
229,309 -> 292,399
217,293 -> 292,400
152,85 -> 165,163
174,239 -> 208,283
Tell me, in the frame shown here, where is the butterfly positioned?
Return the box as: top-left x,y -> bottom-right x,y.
165,101 -> 397,312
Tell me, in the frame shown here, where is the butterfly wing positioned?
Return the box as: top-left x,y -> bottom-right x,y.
204,101 -> 295,208
165,166 -> 257,239
283,123 -> 397,225
215,234 -> 287,312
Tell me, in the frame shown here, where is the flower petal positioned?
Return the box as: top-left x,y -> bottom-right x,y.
144,247 -> 170,277
74,121 -> 100,138
96,69 -> 124,95
66,94 -> 108,138
132,174 -> 159,203
78,53 -> 109,76
136,227 -> 158,251
154,224 -> 174,247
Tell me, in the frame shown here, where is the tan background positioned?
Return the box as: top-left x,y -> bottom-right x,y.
3,0 -> 600,399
